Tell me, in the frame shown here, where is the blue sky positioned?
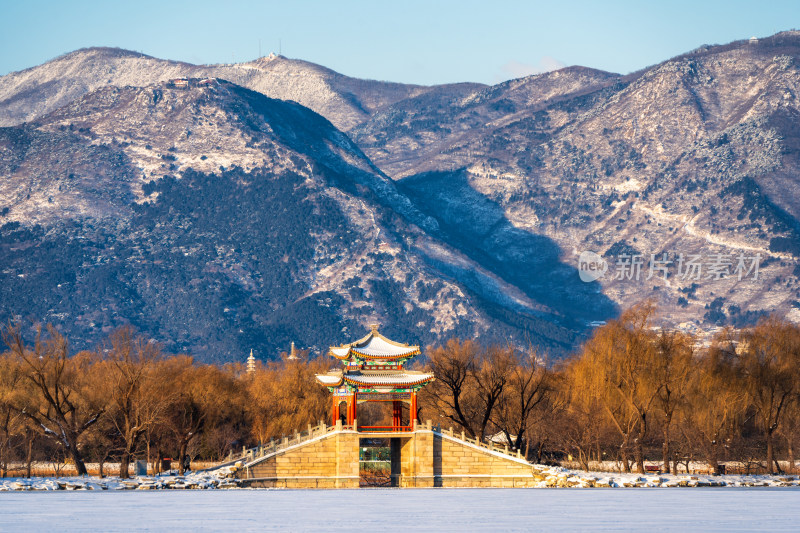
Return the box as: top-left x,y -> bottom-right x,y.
1,0 -> 799,85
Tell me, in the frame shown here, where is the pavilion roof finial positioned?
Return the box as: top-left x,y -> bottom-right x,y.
369,323 -> 380,332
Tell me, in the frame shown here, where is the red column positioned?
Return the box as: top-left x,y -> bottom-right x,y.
353,391 -> 358,426
392,400 -> 402,429
332,395 -> 339,426
347,391 -> 358,426
410,392 -> 418,427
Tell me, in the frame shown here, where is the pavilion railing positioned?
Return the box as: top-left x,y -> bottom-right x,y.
357,425 -> 414,432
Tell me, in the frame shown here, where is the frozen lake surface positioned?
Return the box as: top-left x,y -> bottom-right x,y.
1,488 -> 797,532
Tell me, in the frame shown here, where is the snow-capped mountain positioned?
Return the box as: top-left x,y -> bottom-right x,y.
4,32 -> 800,360
0,47 -> 483,131
353,31 -> 800,331
0,78 -> 596,360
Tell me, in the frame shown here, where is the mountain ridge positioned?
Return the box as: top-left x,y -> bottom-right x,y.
4,32 -> 800,359
0,46 -> 486,132
362,31 -> 800,333
0,78 -> 598,360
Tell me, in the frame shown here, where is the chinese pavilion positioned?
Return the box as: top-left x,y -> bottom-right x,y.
315,326 -> 434,431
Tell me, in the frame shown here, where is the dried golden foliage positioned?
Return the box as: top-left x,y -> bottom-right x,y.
245,354 -> 332,445
3,306 -> 800,474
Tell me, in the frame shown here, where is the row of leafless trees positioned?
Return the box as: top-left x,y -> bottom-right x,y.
0,324 -> 330,478
2,302 -> 799,476
422,302 -> 800,474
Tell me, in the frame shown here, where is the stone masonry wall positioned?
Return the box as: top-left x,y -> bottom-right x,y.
434,432 -> 537,487
399,430 -> 434,487
239,430 -> 359,488
397,426 -> 536,488
236,424 -> 538,488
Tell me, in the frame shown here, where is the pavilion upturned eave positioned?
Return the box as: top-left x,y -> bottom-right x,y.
342,372 -> 434,388
314,371 -> 434,389
328,329 -> 421,361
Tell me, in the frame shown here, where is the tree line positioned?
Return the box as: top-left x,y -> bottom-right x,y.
1,301 -> 799,477
423,302 -> 800,475
0,324 -> 329,478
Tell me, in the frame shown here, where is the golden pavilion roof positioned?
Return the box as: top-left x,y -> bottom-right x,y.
328,327 -> 420,361
315,327 -> 433,390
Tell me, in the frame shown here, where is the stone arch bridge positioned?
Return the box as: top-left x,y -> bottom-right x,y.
229,420 -> 540,489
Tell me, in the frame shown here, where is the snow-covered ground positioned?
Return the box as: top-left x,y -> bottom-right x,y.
1,464 -> 799,491
528,464 -> 800,487
0,468 -> 238,491
0,488 -> 797,532
0,467 -> 797,530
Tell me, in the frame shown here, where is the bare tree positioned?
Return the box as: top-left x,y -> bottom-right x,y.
3,324 -> 105,476
650,329 -> 694,473
681,331 -> 746,474
0,352 -> 25,477
736,317 -> 800,474
572,302 -> 660,473
159,357 -> 241,474
492,345 -> 550,451
472,345 -> 513,441
551,363 -> 607,469
101,326 -> 167,478
422,339 -> 514,440
423,339 -> 480,437
779,397 -> 800,474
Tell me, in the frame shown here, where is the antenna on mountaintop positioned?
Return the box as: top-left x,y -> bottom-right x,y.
279,38 -> 282,56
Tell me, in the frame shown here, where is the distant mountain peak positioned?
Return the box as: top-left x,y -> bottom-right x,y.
58,46 -> 157,62
3,31 -> 800,360
0,76 -> 574,360
0,46 -> 441,131
261,52 -> 283,62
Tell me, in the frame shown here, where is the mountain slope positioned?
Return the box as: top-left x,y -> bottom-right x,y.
352,65 -> 620,177
0,79 -> 599,360
5,32 -> 800,352
354,32 -> 800,332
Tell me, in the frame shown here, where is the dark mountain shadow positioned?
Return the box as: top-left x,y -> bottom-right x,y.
399,169 -> 619,340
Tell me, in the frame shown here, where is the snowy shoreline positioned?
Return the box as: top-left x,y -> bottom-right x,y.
1,463 -> 799,491
527,464 -> 800,488
0,467 -> 240,491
